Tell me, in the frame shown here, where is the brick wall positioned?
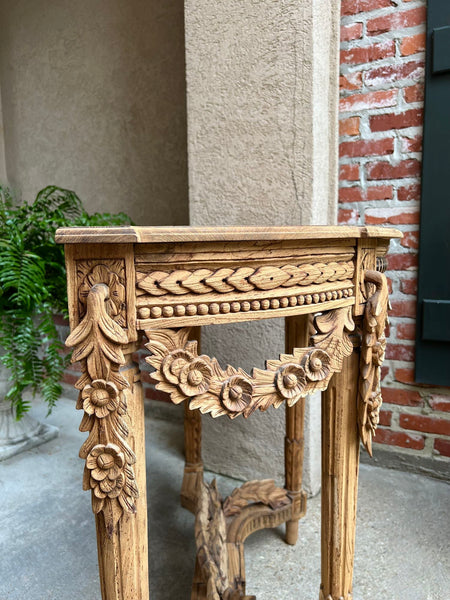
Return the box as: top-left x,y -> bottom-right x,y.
340,0 -> 450,476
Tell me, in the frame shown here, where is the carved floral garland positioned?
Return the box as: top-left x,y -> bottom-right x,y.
145,306 -> 355,419
358,269 -> 389,456
66,279 -> 138,533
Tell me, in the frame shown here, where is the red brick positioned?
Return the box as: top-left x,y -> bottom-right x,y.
341,40 -> 395,65
339,163 -> 360,181
365,62 -> 424,88
381,387 -> 422,406
386,276 -> 393,294
339,116 -> 360,136
365,59 -> 423,88
63,372 -> 80,386
434,438 -> 450,457
340,89 -> 397,112
386,343 -> 415,361
53,314 -> 70,327
340,72 -> 363,92
400,414 -> 450,436
341,0 -> 392,15
401,231 -> 419,249
65,361 -> 81,373
366,159 -> 421,180
374,428 -> 424,450
387,253 -> 418,271
398,182 -> 421,201
381,366 -> 390,381
367,185 -> 393,200
400,33 -> 426,57
365,207 -> 419,225
401,135 -> 422,153
341,22 -> 363,42
404,84 -> 425,104
379,410 -> 392,426
370,108 -> 423,132
340,137 -> 394,158
338,208 -> 360,224
339,185 -> 393,203
400,275 -> 418,294
367,7 -> 427,36
339,187 -> 364,203
395,367 -> 415,384
390,299 -> 416,318
429,395 -> 450,413
141,370 -> 158,385
397,322 -> 416,340
144,386 -> 171,402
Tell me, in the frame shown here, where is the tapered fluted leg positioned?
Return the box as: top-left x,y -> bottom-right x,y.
320,340 -> 360,600
284,315 -> 309,545
95,343 -> 149,600
181,327 -> 204,513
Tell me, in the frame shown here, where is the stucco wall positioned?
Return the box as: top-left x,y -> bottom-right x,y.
185,0 -> 340,492
0,0 -> 188,225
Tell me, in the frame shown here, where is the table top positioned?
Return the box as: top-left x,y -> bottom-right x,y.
56,225 -> 402,244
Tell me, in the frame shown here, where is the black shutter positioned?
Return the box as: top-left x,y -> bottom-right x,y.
416,0 -> 450,384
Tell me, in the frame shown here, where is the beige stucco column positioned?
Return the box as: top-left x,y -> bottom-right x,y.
185,0 -> 340,494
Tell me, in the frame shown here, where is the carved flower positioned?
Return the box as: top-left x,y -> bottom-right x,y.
367,393 -> 382,434
82,379 -> 119,418
178,358 -> 212,396
275,364 -> 306,400
79,263 -> 125,322
220,375 -> 253,413
372,338 -> 386,367
304,349 -> 331,382
162,349 -> 195,384
86,443 -> 125,500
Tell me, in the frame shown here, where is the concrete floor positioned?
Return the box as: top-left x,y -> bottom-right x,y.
0,397 -> 449,600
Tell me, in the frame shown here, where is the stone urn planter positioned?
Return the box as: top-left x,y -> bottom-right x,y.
0,362 -> 58,461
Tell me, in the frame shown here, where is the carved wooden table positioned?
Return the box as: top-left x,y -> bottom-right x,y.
56,225 -> 401,600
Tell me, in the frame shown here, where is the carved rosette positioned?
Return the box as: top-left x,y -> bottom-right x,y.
358,269 -> 389,456
145,306 -> 355,419
66,274 -> 138,533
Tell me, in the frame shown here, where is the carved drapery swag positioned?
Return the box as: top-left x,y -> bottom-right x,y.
145,306 -> 355,419
358,269 -> 389,456
66,267 -> 138,533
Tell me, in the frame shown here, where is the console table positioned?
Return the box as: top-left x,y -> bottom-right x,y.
56,225 -> 401,600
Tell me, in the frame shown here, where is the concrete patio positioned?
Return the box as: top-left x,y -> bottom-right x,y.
0,396 -> 448,600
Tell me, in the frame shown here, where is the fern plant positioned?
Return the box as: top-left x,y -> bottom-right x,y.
0,185 -> 131,418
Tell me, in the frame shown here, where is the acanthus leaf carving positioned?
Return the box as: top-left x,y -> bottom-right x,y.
145,306 -> 355,419
66,279 -> 138,533
358,269 -> 389,456
222,479 -> 290,517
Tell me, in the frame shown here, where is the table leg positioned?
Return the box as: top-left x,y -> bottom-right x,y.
95,345 -> 149,600
284,315 -> 309,545
320,341 -> 360,600
181,327 -> 204,513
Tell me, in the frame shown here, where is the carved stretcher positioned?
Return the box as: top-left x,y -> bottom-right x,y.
56,225 -> 401,600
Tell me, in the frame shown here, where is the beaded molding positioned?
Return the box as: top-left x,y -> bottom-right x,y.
137,286 -> 354,320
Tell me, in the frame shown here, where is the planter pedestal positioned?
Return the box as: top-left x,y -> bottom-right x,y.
0,365 -> 58,461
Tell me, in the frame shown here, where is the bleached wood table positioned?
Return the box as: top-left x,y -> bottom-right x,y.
56,226 -> 401,600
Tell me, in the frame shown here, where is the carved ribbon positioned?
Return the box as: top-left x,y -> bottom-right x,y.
145,306 -> 355,419
358,269 -> 389,456
66,282 -> 138,533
